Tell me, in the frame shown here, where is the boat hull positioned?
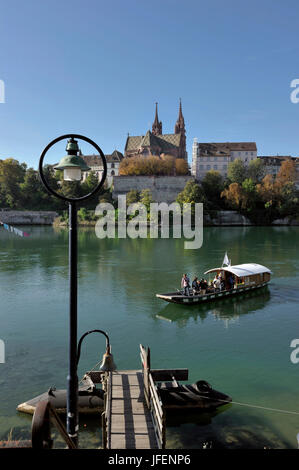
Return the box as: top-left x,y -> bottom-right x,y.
156,282 -> 269,305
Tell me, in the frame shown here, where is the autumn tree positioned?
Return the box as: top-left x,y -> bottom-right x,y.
119,155 -> 188,176
276,159 -> 297,186
175,158 -> 189,175
221,183 -> 244,210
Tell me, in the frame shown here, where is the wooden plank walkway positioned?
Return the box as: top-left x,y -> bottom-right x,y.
108,370 -> 158,449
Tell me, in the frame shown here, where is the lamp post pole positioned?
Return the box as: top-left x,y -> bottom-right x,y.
39,134 -> 107,447
68,201 -> 78,444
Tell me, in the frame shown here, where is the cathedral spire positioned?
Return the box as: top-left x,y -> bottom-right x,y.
174,98 -> 187,160
152,102 -> 162,135
175,98 -> 185,134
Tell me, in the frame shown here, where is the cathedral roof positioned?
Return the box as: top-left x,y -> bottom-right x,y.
125,131 -> 181,153
82,150 -> 123,166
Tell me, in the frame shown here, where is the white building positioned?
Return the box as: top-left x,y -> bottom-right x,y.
192,139 -> 257,180
82,150 -> 124,187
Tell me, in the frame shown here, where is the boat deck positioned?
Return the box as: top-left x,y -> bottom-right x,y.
156,282 -> 269,304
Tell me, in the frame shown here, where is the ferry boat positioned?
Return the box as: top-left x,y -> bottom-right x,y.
156,254 -> 272,305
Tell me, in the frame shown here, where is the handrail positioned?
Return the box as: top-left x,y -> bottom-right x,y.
102,372 -> 112,449
140,344 -> 166,449
32,400 -> 76,449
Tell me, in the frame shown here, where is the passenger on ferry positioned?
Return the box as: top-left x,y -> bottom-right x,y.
181,273 -> 191,296
192,277 -> 199,294
213,275 -> 221,291
228,274 -> 235,290
199,278 -> 207,294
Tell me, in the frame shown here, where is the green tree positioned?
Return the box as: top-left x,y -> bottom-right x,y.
0,158 -> 26,208
248,159 -> 265,183
139,189 -> 154,212
177,180 -> 206,205
81,171 -> 99,194
227,158 -> 247,184
201,170 -> 224,208
19,168 -> 43,209
126,189 -> 140,206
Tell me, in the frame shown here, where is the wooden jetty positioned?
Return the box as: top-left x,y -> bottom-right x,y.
105,370 -> 159,449
102,345 -> 167,449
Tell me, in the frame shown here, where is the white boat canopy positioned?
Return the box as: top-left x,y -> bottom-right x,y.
204,263 -> 272,277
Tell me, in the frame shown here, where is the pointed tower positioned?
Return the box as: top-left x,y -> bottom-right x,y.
152,102 -> 162,135
174,99 -> 187,159
175,98 -> 185,134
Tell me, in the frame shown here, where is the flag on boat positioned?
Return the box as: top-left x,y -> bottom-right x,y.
222,252 -> 230,267
0,221 -> 30,237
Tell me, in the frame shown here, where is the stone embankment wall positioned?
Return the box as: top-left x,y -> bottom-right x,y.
113,175 -> 193,204
204,211 -> 253,226
204,211 -> 299,226
0,211 -> 58,225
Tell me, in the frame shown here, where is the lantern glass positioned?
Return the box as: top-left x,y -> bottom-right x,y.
63,168 -> 82,181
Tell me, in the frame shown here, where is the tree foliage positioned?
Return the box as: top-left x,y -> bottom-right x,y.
119,155 -> 189,176
201,170 -> 224,208
227,158 -> 247,184
176,180 -> 206,205
248,158 -> 265,183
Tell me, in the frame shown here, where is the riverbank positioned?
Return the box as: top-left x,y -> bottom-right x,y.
54,210 -> 299,227
0,210 -> 58,225
1,210 -> 299,226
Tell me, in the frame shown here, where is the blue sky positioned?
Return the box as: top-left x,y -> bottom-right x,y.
1,0 -> 299,167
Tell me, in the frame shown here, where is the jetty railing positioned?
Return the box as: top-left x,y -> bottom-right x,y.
31,400 -> 76,449
140,344 -> 166,449
102,371 -> 112,449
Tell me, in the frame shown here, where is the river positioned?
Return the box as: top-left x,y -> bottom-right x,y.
0,225 -> 298,448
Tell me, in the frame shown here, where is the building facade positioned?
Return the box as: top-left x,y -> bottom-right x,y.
124,101 -> 187,161
191,139 -> 257,180
82,150 -> 124,187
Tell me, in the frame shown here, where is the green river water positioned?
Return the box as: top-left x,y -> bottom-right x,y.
0,225 -> 298,448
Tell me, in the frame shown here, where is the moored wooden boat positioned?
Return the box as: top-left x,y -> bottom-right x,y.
156,262 -> 272,305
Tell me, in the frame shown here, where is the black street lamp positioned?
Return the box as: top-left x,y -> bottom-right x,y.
39,134 -> 107,447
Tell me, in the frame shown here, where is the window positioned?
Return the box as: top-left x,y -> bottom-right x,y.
214,164 -> 218,169
199,165 -> 204,169
207,165 -> 211,170
111,163 -> 115,168
111,170 -> 115,176
223,165 -> 227,170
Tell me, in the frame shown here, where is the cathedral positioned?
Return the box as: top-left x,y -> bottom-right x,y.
124,100 -> 187,161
